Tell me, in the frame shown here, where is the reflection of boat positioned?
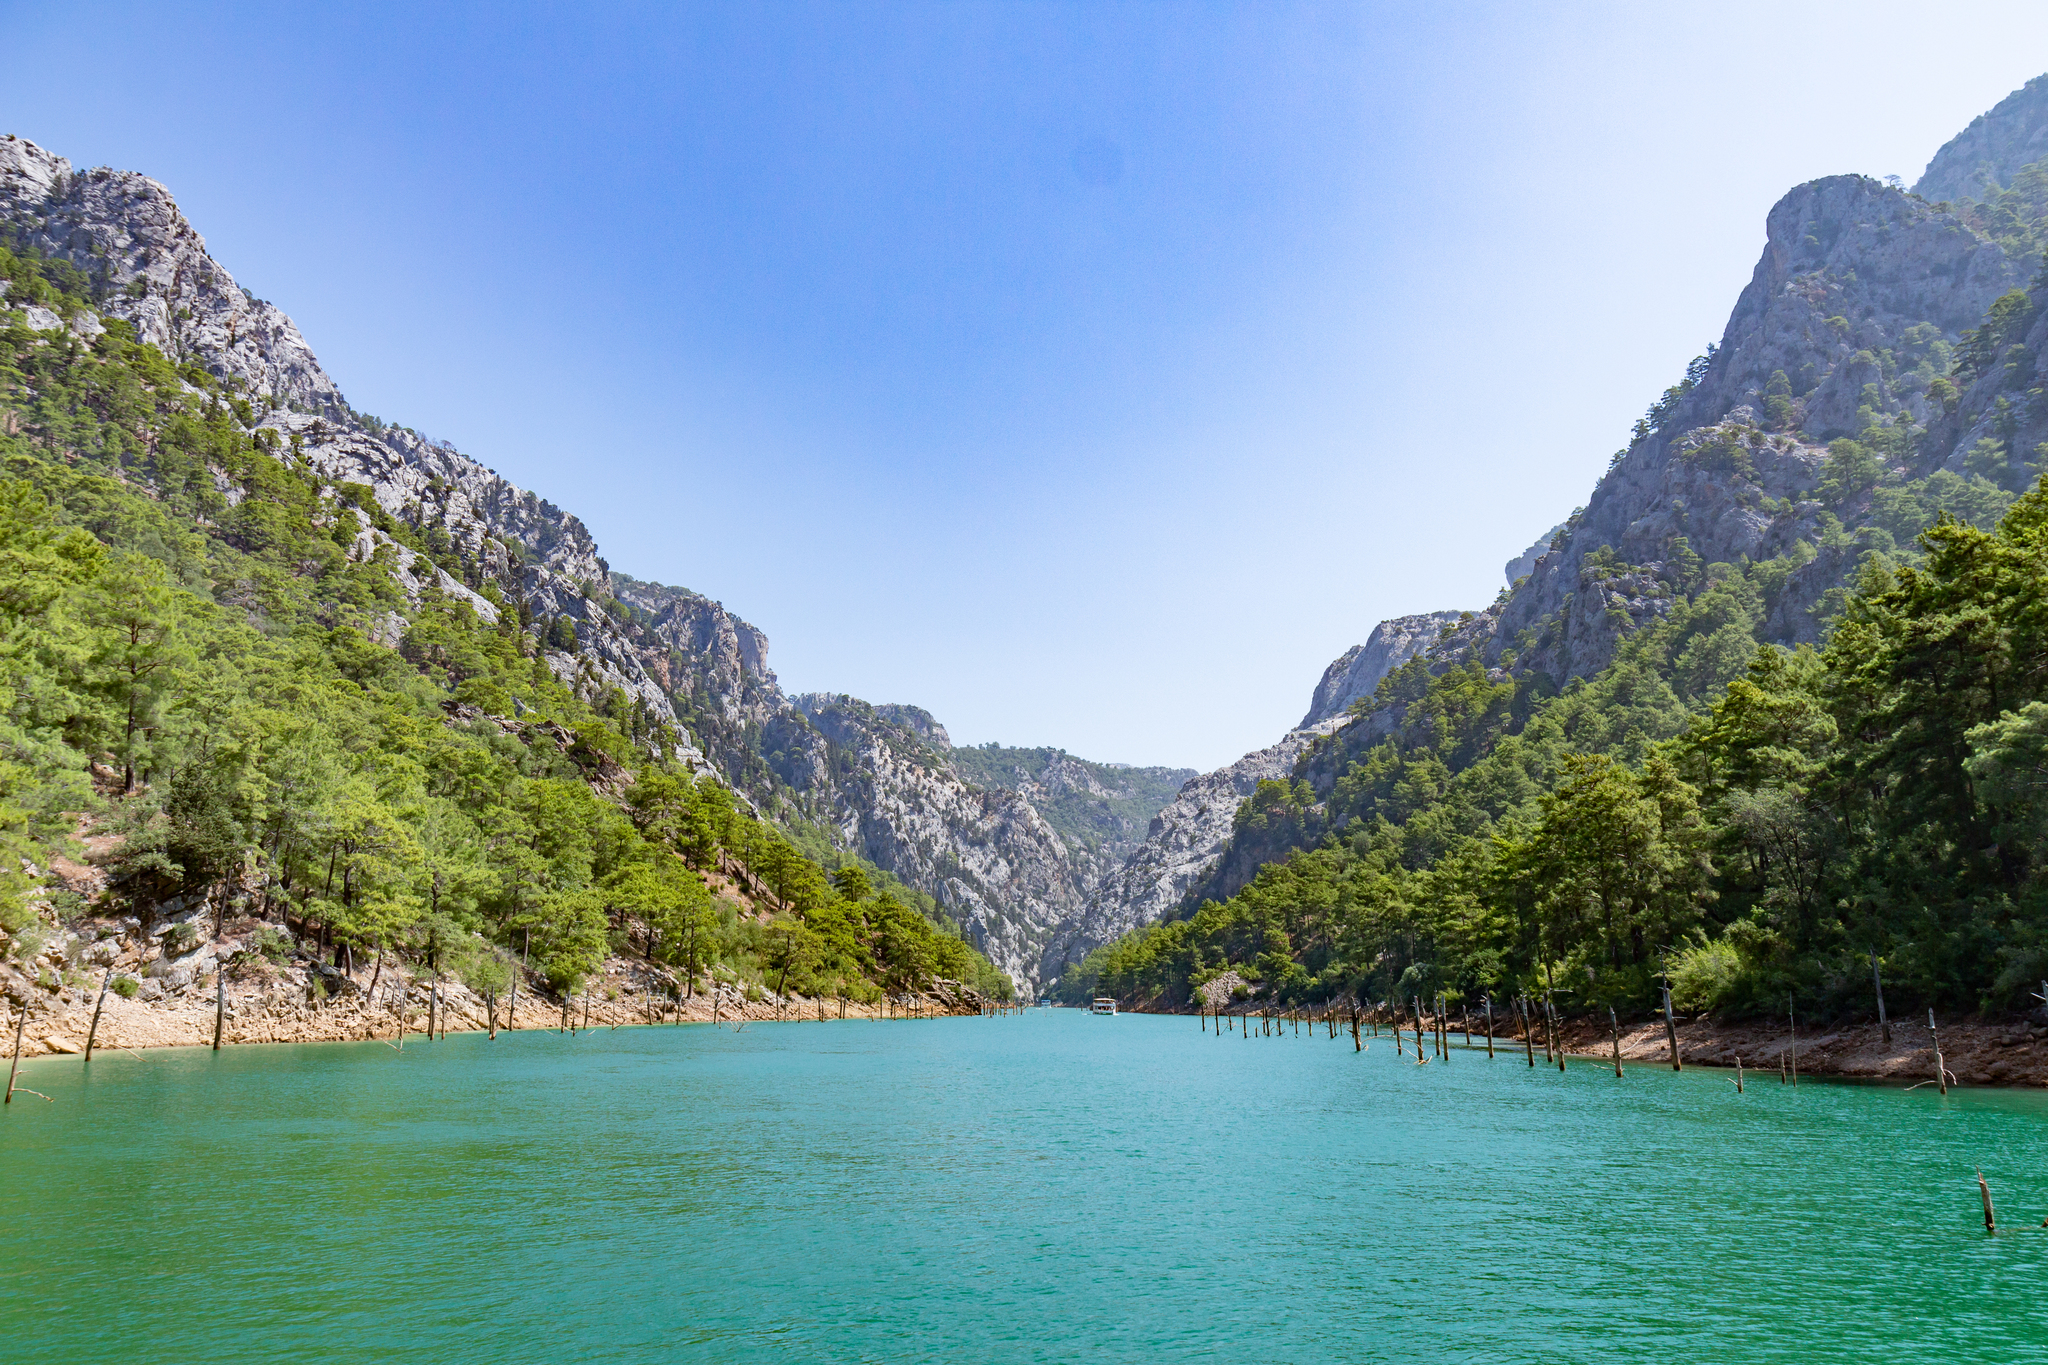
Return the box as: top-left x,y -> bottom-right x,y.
1090,998 -> 1117,1016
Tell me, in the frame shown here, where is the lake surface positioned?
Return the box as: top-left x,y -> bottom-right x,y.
6,1009 -> 2048,1363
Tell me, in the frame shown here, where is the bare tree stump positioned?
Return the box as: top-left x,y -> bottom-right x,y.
5,1003 -> 24,1104
1662,985 -> 1680,1071
1929,1009 -> 1948,1096
84,967 -> 113,1064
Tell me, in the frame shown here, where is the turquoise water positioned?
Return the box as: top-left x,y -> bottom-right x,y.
5,1009 -> 2048,1363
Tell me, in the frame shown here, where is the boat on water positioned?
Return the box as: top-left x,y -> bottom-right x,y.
1090,998 -> 1117,1016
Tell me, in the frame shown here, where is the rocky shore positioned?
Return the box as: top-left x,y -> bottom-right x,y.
0,910 -> 993,1061
1143,999 -> 2048,1089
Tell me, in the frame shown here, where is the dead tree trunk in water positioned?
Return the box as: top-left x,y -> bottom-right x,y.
1788,998 -> 1799,1086
1483,995 -> 1494,1058
1662,986 -> 1681,1071
5,1004 -> 24,1103
84,967 -> 113,1063
1871,952 -> 1890,1046
1608,1006 -> 1623,1078
1520,997 -> 1534,1067
213,969 -> 226,1051
1929,1009 -> 1948,1095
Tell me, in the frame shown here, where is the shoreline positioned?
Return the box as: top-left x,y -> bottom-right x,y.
1,916 -> 999,1064
1133,1003 -> 2048,1089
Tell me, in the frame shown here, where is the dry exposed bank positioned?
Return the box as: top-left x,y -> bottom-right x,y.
0,912 -> 995,1061
1134,999 -> 2048,1089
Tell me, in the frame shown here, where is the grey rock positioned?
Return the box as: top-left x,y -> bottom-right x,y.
1916,75 -> 2048,205
1299,613 -> 1463,728
1505,524 -> 1566,585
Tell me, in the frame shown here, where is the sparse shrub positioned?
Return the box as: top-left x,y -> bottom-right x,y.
1669,936 -> 1743,1013
247,924 -> 292,964
111,974 -> 140,999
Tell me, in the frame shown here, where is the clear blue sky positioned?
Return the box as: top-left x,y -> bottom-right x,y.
6,2 -> 2048,768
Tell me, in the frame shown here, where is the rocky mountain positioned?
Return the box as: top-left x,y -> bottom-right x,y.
0,132 -> 1187,994
1071,75 -> 2048,937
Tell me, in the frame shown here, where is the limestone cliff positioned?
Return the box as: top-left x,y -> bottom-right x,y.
1916,75 -> 2048,205
1299,612 -> 1463,727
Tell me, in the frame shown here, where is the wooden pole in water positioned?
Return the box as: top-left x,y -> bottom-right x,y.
5,1003 -> 24,1103
1608,1006 -> 1623,1077
1351,1006 -> 1361,1053
84,966 -> 113,1064
1520,997 -> 1534,1067
1871,951 -> 1890,1046
428,982 -> 438,1041
507,972 -> 518,1031
1979,1168 -> 1997,1233
1550,998 -> 1565,1072
1929,1009 -> 1948,1095
486,990 -> 497,1040
213,968 -> 226,1051
1735,1055 -> 1743,1092
1662,985 -> 1681,1072
1484,994 -> 1494,1058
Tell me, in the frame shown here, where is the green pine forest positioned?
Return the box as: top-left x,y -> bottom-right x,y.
0,240 -> 1013,1007
1058,292 -> 2048,1025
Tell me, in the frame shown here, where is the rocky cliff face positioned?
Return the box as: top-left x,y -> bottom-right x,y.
1299,612 -> 1463,727
1917,75 -> 2048,205
945,746 -> 1195,897
1478,171 -> 2026,687
0,132 -> 1183,994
